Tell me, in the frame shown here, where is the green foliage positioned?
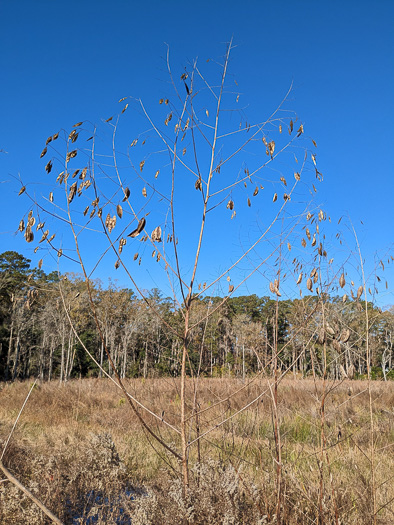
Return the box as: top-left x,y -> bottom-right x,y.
0,251 -> 392,383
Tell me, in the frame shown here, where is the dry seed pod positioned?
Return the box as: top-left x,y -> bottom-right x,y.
142,187 -> 147,197
195,178 -> 202,191
40,147 -> 47,158
128,217 -> 146,238
289,119 -> 293,133
133,253 -> 139,261
326,324 -> 335,336
39,230 -> 49,243
66,150 -> 77,162
97,208 -> 102,218
49,192 -> 54,202
306,278 -> 313,291
68,182 -> 77,203
139,160 -> 145,172
301,239 -> 307,248
228,284 -> 234,293
280,176 -> 287,187
115,260 -> 120,270
104,213 -> 111,233
356,285 -> 363,300
164,112 -> 172,126
306,228 -> 311,241
18,219 -> 25,232
48,233 -> 55,242
83,206 -> 89,216
339,273 -> 346,288
116,204 -> 123,219
18,186 -> 26,196
38,259 -> 43,269
247,198 -> 251,207
317,328 -> 325,345
155,170 -> 159,179
151,226 -> 162,242
342,294 -> 347,303
25,227 -> 34,243
123,187 -> 130,201
253,186 -> 259,196
45,161 -> 53,174
268,141 -> 275,156
332,340 -> 341,352
340,328 -> 351,343
121,103 -> 128,113
226,199 -> 234,210
297,124 -> 304,136
287,242 -> 291,251
296,273 -> 302,285
118,238 -> 126,254
294,172 -> 301,181
273,193 -> 278,202
269,282 -> 275,294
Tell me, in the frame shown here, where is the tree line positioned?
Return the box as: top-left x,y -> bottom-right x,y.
1,251 -> 392,382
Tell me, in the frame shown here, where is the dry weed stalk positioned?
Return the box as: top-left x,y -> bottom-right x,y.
12,40 -> 391,523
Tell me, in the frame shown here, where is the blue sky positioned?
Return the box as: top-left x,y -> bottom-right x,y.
1,0 -> 393,307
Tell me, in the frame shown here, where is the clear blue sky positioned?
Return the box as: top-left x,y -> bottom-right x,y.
1,0 -> 393,307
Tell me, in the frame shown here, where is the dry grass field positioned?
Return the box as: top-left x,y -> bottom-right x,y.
0,377 -> 393,524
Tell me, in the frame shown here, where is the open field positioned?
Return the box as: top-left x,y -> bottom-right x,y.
0,377 -> 393,524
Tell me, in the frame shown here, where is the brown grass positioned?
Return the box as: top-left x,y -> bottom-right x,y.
0,377 -> 393,524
